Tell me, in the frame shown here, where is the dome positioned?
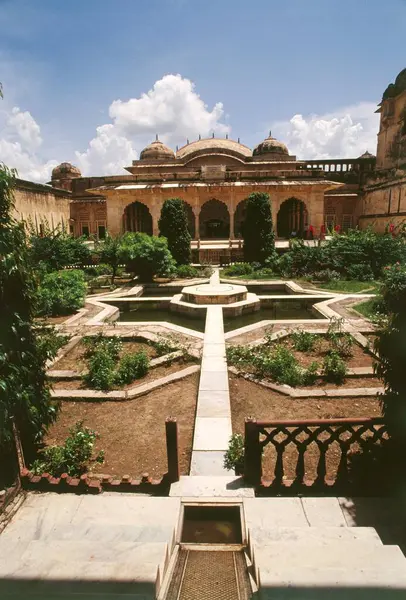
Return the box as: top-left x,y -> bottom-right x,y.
358,150 -> 375,160
139,138 -> 175,160
382,67 -> 406,100
394,68 -> 406,90
253,132 -> 289,158
176,137 -> 252,161
51,162 -> 81,179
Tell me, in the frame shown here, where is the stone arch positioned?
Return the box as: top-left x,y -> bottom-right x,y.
234,199 -> 248,238
277,197 -> 308,239
123,201 -> 153,235
199,199 -> 230,239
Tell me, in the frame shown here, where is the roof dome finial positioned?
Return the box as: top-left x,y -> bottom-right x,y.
139,137 -> 175,160
253,132 -> 289,158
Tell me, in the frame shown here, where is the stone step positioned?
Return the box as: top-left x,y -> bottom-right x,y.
256,544 -> 406,589
248,526 -> 383,546
169,475 -> 255,497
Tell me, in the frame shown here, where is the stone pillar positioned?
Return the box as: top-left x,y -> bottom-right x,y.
106,197 -> 123,237
310,192 -> 325,237
152,211 -> 159,237
165,417 -> 179,483
230,210 -> 235,240
194,211 -> 200,240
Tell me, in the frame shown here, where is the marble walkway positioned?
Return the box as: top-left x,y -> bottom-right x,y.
190,269 -> 232,476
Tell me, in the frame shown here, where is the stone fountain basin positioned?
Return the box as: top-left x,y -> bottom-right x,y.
170,292 -> 260,317
181,283 -> 248,305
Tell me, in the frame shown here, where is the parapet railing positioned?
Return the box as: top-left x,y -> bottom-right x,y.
244,416 -> 387,492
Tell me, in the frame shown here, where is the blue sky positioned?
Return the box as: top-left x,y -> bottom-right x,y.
0,0 -> 405,180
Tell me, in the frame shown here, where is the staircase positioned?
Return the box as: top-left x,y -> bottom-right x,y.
164,547 -> 254,600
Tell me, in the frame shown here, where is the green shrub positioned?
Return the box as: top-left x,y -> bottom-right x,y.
345,263 -> 374,282
29,226 -> 91,272
36,270 -> 87,316
199,265 -> 213,278
274,229 -> 406,280
223,433 -> 245,473
85,348 -> 116,390
1,163 -> 62,461
154,335 -> 179,357
35,326 -> 69,358
31,421 -> 104,476
276,240 -> 326,278
243,192 -> 275,264
83,333 -> 122,361
118,232 -> 176,282
322,351 -> 347,383
223,262 -> 254,277
291,329 -> 317,352
84,263 -> 113,277
115,352 -> 149,386
312,269 -> 341,282
228,343 -> 319,387
302,361 -> 320,386
326,318 -> 354,358
325,228 -> 406,279
251,267 -> 275,279
158,198 -> 191,265
374,263 -> 406,439
97,234 -> 124,284
176,264 -> 199,279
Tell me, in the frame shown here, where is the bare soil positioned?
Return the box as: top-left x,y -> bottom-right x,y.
51,357 -> 194,391
45,372 -> 199,478
229,374 -> 382,482
53,339 -> 159,372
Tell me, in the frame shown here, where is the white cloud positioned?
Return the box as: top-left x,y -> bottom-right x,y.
0,106 -> 57,182
75,124 -> 136,176
110,74 -> 228,141
7,106 -> 42,149
75,74 -> 230,175
272,102 -> 379,159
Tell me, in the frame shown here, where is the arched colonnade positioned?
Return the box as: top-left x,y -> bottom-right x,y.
121,196 -> 311,240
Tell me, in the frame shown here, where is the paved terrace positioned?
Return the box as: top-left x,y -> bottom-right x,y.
1,494 -> 406,598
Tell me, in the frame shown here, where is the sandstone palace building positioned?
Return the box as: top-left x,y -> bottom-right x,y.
12,68 -> 406,253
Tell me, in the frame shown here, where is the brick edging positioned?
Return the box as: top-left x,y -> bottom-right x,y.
20,468 -> 169,495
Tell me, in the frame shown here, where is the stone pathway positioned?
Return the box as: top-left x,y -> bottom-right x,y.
190,269 -> 232,476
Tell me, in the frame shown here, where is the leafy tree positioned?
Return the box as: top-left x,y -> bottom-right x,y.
374,264 -> 406,441
243,192 -> 275,264
36,270 -> 87,316
118,232 -> 176,282
97,233 -> 123,283
28,224 -> 91,272
158,198 -> 191,265
0,163 -> 58,464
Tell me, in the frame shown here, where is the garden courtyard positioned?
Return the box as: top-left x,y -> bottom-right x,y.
2,180 -> 406,598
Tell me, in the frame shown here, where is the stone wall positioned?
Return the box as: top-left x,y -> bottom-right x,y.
70,201 -> 107,238
376,89 -> 406,171
323,193 -> 362,230
13,179 -> 71,233
359,178 -> 406,232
